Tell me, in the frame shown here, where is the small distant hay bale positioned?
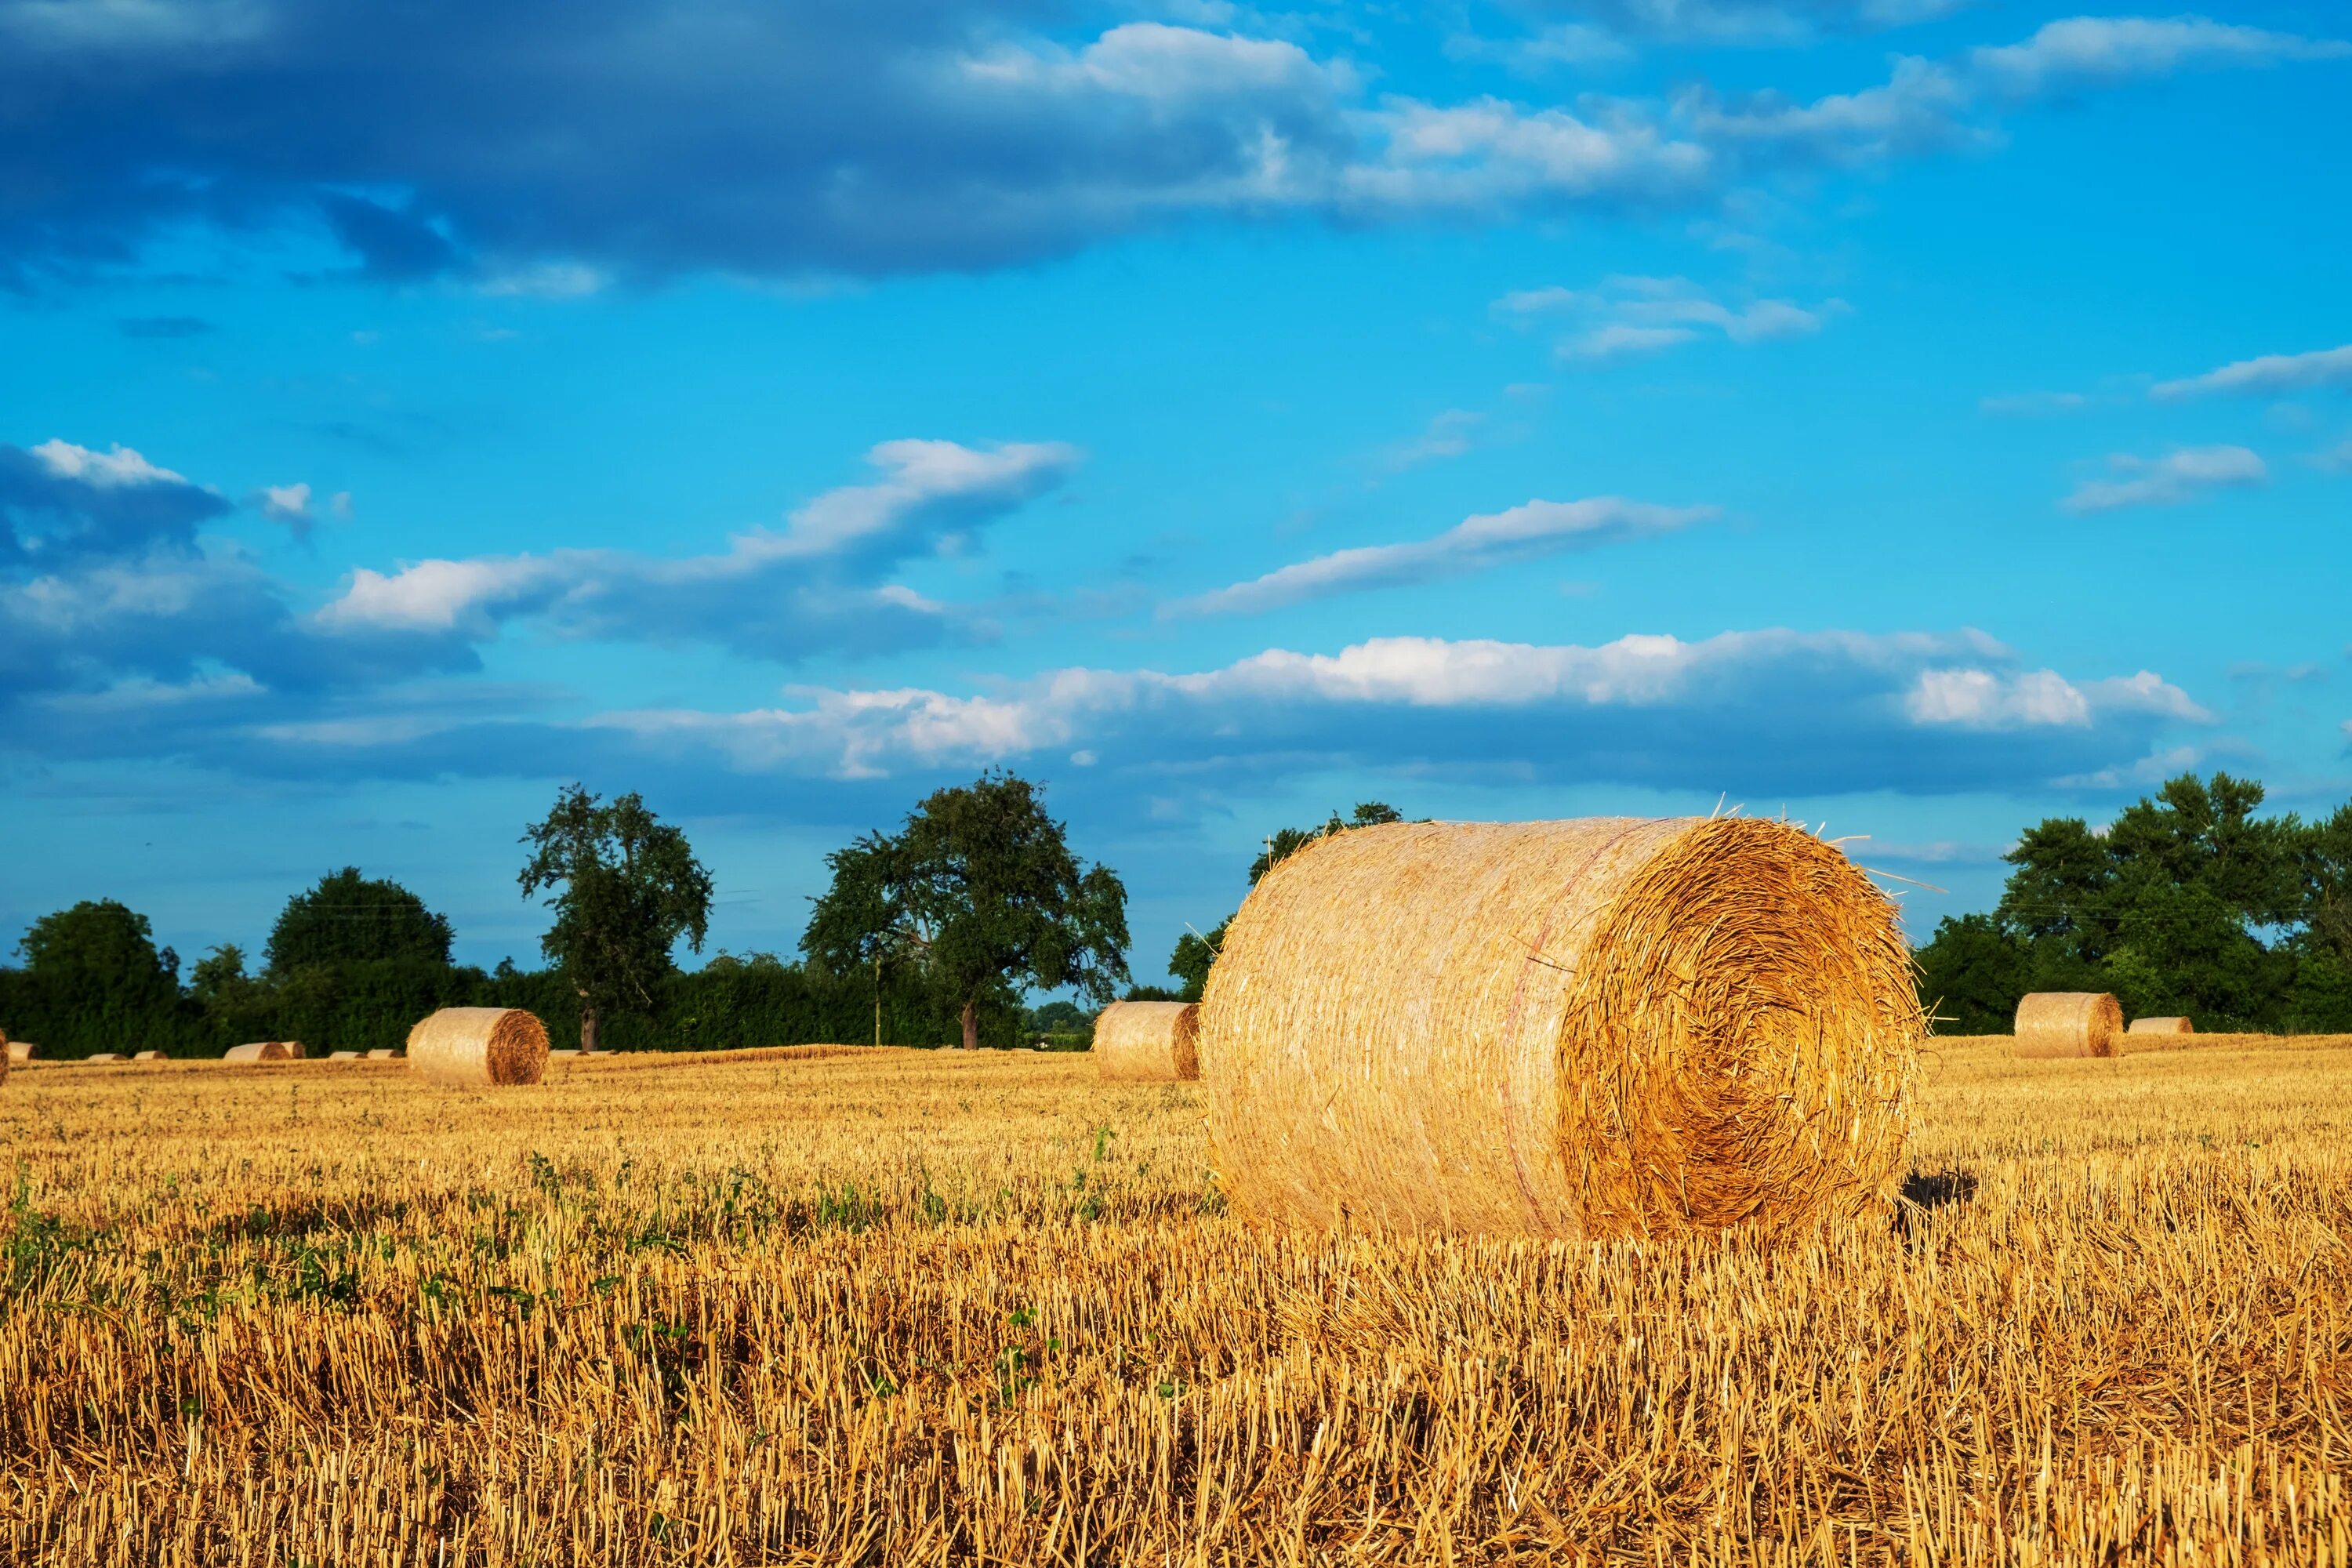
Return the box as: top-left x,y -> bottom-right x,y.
549,1049 -> 580,1059
2013,993 -> 2124,1058
328,1050 -> 361,1060
1199,816 -> 1922,1240
405,1007 -> 548,1087
132,1050 -> 166,1062
366,1049 -> 397,1060
2128,1015 -> 2193,1036
5,1039 -> 31,1065
225,1041 -> 293,1064
1092,1001 -> 1201,1083
85,1053 -> 127,1064
280,1040 -> 307,1059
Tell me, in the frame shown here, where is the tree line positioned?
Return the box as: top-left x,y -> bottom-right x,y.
0,774 -> 1134,1058
1917,772 -> 2352,1033
12,768 -> 2347,1056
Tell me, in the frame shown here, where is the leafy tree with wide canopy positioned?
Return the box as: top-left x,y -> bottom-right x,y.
520,786 -> 713,1053
265,866 -> 454,975
804,771 -> 1129,1050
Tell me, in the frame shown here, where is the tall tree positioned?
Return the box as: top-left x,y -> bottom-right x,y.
265,866 -> 454,975
804,771 -> 1129,1050
520,786 -> 713,1053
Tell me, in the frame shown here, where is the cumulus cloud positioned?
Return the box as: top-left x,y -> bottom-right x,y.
2153,343 -> 2352,400
254,481 -> 314,538
562,627 -> 2205,799
1174,495 -> 1713,616
2061,445 -> 2267,514
1971,16 -> 2350,95
0,4 -> 2336,285
1497,274 -> 1841,360
1500,0 -> 1967,48
314,437 -> 1080,661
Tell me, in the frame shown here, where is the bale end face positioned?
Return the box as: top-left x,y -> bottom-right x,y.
405,1007 -> 550,1087
1093,1001 -> 1201,1083
2014,993 -> 2124,1058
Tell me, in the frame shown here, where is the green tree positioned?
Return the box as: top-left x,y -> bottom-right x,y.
804,771 -> 1130,1051
1913,913 -> 2033,1034
9,899 -> 191,1056
520,786 -> 713,1053
264,866 -> 454,975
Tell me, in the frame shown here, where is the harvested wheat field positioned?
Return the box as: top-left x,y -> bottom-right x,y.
2,1038 -> 2350,1566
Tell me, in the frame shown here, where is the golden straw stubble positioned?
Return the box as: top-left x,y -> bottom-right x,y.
405,1007 -> 550,1087
2014,992 -> 2124,1058
1092,1000 -> 1200,1082
1200,816 -> 1923,1241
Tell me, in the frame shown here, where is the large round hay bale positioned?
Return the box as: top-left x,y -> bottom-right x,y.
1199,817 -> 1922,1240
2127,1015 -> 2192,1036
225,1042 -> 292,1063
405,1007 -> 548,1087
2013,993 -> 2123,1058
1093,1001 -> 1200,1083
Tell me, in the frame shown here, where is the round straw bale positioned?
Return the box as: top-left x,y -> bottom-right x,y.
5,1038 -> 30,1065
366,1048 -> 397,1060
1093,1001 -> 1201,1083
2013,993 -> 2123,1058
132,1050 -> 165,1062
85,1052 -> 127,1064
1199,816 -> 1922,1240
224,1041 -> 292,1063
327,1050 -> 361,1060
405,1007 -> 548,1087
2126,1015 -> 2193,1036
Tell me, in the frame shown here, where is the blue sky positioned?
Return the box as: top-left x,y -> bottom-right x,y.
2,0 -> 2347,985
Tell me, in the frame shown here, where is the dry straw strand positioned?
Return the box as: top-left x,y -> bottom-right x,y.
2015,992 -> 2124,1058
1092,1001 -> 1201,1083
1198,816 -> 1922,1240
2128,1015 -> 2194,1036
405,1007 -> 549,1087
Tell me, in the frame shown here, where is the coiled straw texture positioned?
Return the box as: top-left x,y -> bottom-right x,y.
1093,1001 -> 1200,1083
1198,816 -> 1922,1241
2014,993 -> 2123,1058
405,1007 -> 549,1087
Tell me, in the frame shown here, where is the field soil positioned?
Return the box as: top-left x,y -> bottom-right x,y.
2,1037 -> 2348,1564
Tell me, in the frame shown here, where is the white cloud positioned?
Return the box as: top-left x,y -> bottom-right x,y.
1497,274 -> 1842,361
2153,343 -> 2352,400
313,437 -> 1080,660
1382,408 -> 1484,470
1174,496 -> 1714,616
574,626 -> 2199,798
2061,445 -> 2267,514
2055,744 -> 2207,791
1973,16 -> 2349,96
30,438 -> 190,488
256,481 -> 313,524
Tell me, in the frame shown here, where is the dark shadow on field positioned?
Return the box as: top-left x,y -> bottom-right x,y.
1893,1167 -> 1978,1247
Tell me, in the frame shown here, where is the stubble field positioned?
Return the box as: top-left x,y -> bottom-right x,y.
2,1036 -> 2349,1566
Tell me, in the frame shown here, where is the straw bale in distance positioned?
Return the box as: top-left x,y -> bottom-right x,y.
2014,993 -> 2124,1058
405,1007 -> 548,1087
1092,1000 -> 1200,1083
132,1051 -> 165,1062
2128,1015 -> 2194,1036
366,1049 -> 397,1060
4,1040 -> 31,1065
1199,816 -> 1922,1240
327,1051 -> 361,1060
224,1042 -> 292,1064
85,1053 -> 126,1064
